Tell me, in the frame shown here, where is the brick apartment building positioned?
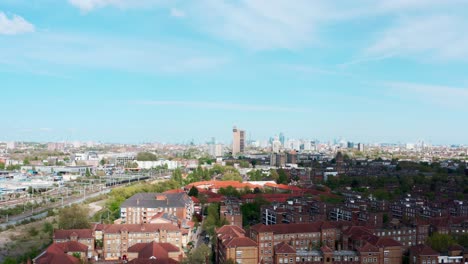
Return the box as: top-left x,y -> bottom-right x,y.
216,225 -> 258,264
120,192 -> 194,224
220,197 -> 243,228
95,223 -> 184,260
241,222 -> 403,264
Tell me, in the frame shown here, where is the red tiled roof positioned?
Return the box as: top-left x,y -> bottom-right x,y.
35,243 -> 80,264
358,242 -> 379,253
54,229 -> 93,240
102,224 -> 180,233
275,242 -> 296,254
127,259 -> 179,264
225,237 -> 258,248
251,222 -> 324,234
448,244 -> 465,252
56,241 -> 88,252
128,242 -> 180,263
186,180 -> 262,190
410,244 -> 439,256
163,189 -> 185,194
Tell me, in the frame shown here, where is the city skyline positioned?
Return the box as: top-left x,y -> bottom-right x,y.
1,1 -> 468,144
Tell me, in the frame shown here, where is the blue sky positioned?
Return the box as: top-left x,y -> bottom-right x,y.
1,0 -> 468,145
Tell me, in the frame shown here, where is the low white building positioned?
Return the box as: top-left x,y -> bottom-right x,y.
136,160 -> 180,170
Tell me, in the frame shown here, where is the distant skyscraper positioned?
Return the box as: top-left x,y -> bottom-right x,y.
358,143 -> 365,152
232,126 -> 245,155
272,136 -> 282,153
279,133 -> 285,146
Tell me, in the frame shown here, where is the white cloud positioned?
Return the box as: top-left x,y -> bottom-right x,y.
170,8 -> 185,18
68,0 -> 166,12
384,81 -> 468,110
135,100 -> 311,113
186,0 -> 333,50
0,12 -> 34,35
367,16 -> 468,61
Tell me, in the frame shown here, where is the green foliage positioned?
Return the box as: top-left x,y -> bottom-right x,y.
182,244 -> 211,264
188,186 -> 199,197
239,160 -> 250,168
136,152 -> 158,161
218,186 -> 241,197
270,169 -> 279,181
427,233 -> 456,252
456,234 -> 468,248
198,157 -> 214,165
126,162 -> 139,168
43,222 -> 54,236
240,195 -> 270,227
2,257 -> 18,264
277,169 -> 288,184
320,195 -> 344,204
247,170 -> 264,181
202,203 -> 228,236
72,252 -> 81,259
222,171 -> 243,182
58,204 -> 91,229
27,227 -> 39,237
172,168 -> 183,184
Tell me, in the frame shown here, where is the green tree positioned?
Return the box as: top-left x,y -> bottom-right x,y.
239,160 -> 250,168
100,159 -> 106,166
136,152 -> 158,161
43,222 -> 54,236
183,244 -> 211,264
218,186 -> 240,197
427,233 -> 456,252
2,257 -> 17,264
456,234 -> 468,248
277,169 -> 288,184
23,158 -> 30,165
58,204 -> 91,229
188,186 -> 199,197
172,169 -> 183,184
222,171 -> 243,182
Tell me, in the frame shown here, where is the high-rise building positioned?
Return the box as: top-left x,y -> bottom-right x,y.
279,133 -> 285,146
232,126 -> 245,155
272,136 -> 282,153
358,143 -> 365,152
209,144 -> 224,157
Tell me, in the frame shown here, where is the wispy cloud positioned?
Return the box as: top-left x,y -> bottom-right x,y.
68,0 -> 166,12
338,53 -> 397,68
134,100 -> 311,113
383,81 -> 468,110
366,16 -> 468,61
280,63 -> 354,77
0,12 -> 34,35
170,8 -> 185,18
